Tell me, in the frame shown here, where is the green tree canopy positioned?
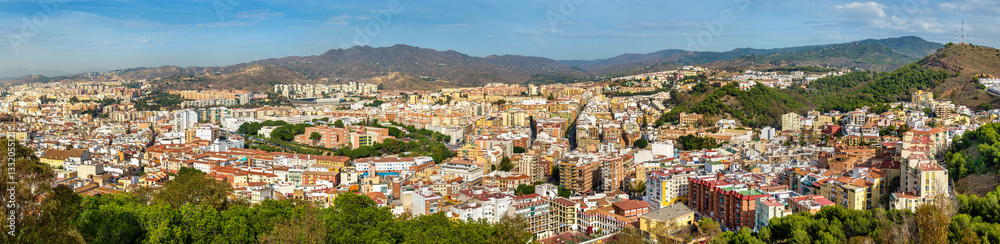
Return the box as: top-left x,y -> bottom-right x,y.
155,167 -> 234,210
633,139 -> 649,149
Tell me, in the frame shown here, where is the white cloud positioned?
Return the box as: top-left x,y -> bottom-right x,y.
832,1 -> 944,34
324,13 -> 359,26
833,2 -> 886,19
236,10 -> 285,20
624,21 -> 699,31
938,0 -> 1000,13
197,21 -> 254,28
436,23 -> 472,30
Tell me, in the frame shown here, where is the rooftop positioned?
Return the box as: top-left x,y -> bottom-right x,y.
641,202 -> 695,222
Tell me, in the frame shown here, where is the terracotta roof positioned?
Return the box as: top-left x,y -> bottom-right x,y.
612,199 -> 649,211
41,149 -> 87,160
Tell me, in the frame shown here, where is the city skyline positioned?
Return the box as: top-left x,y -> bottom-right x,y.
1,0 -> 998,77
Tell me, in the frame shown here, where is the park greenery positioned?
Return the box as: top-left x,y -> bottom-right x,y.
237,120 -> 289,136
675,135 -> 721,150
239,119 -> 455,163
633,139 -> 649,149
134,91 -> 188,111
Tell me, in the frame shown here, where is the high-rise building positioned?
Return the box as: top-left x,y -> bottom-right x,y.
508,193 -> 552,239
781,112 -> 801,131
688,175 -> 768,231
645,168 -> 696,209
173,109 -> 198,131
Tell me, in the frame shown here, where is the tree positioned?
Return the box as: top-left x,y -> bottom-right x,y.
309,132 -> 321,141
325,193 -> 399,243
155,167 -> 233,210
628,180 -> 646,199
489,215 -> 533,244
634,139 -> 649,149
513,146 -> 526,154
333,119 -> 345,128
916,197 -> 951,244
259,207 -> 327,244
610,227 -> 645,244
697,218 -> 721,238
31,185 -> 85,243
1,139 -> 62,243
76,195 -> 145,243
557,186 -> 572,198
514,184 -> 536,196
957,228 -> 979,244
677,135 -> 720,150
498,157 -> 514,171
70,96 -> 80,103
789,229 -> 810,244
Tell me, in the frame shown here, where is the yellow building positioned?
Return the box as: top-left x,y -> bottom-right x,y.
549,197 -> 580,233
781,112 -> 802,131
39,149 -> 90,169
820,169 -> 886,210
639,203 -> 695,241
892,155 -> 948,211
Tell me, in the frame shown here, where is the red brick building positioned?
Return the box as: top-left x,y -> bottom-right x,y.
611,199 -> 650,220
688,175 -> 768,231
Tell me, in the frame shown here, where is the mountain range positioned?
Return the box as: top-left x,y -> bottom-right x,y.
6,36 -> 945,91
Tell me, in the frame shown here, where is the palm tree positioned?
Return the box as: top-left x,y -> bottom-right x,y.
628,180 -> 646,199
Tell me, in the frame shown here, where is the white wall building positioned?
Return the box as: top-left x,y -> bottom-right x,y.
353,156 -> 435,176
173,109 -> 198,131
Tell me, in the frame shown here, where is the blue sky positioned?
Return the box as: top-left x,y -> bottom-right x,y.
0,0 -> 997,76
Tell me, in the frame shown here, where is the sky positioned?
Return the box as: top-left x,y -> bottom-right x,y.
0,0 -> 998,77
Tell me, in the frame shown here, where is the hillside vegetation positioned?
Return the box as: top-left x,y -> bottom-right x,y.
663,83 -> 806,127
804,63 -> 952,112
922,43 -> 1000,108
795,43 -> 1000,112
656,43 -> 998,127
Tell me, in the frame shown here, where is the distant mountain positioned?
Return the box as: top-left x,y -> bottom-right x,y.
705,41 -> 921,71
565,36 -> 943,75
90,44 -> 588,91
0,67 -> 67,79
560,49 -> 687,69
245,45 -> 587,86
860,36 -> 945,57
8,36 -> 947,91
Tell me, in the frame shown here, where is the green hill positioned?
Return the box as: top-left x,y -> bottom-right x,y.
804,63 -> 952,112
798,43 -> 1000,112
662,83 -> 807,127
